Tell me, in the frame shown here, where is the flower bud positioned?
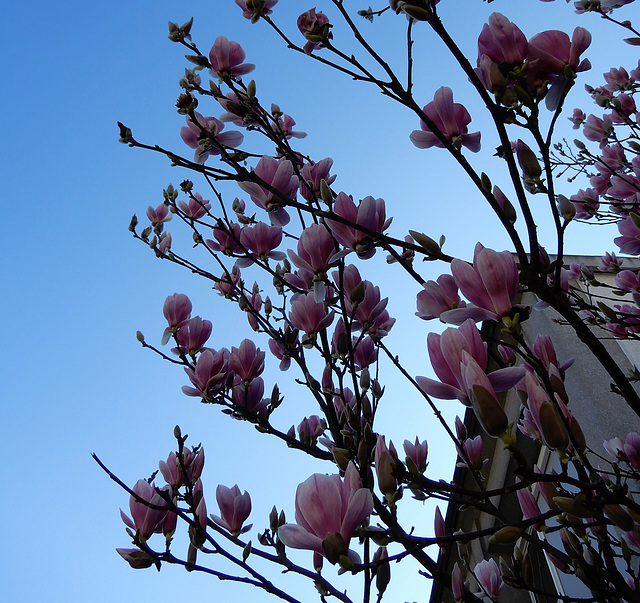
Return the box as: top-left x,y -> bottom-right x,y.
516,140 -> 542,180
373,547 -> 390,596
322,532 -> 349,564
470,385 -> 508,437
490,526 -> 524,543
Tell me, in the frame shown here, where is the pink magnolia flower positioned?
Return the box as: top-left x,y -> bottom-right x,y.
180,112 -> 244,163
158,232 -> 172,255
146,202 -> 171,225
615,270 -> 640,291
416,319 -> 524,403
606,432 -> 640,469
278,462 -> 374,565
351,282 -> 395,337
493,185 -> 517,222
333,264 -> 395,337
478,13 -> 528,66
178,193 -> 211,220
583,113 -> 614,147
297,415 -> 326,446
529,27 -> 591,75
623,530 -> 640,553
232,376 -> 268,416
238,156 -> 298,226
297,8 -> 332,54
289,292 -> 335,341
244,281 -> 263,332
570,187 -> 600,219
458,435 -> 485,471
288,223 -> 341,301
229,339 -> 265,382
452,562 -> 465,601
299,158 -> 336,202
159,446 -> 205,488
410,87 -> 481,152
206,222 -> 243,257
235,0 -> 278,22
182,348 -> 230,398
325,192 -> 392,259
215,265 -> 241,298
416,274 -> 466,321
528,27 -> 591,108
516,480 -> 543,528
569,108 -> 586,129
211,484 -> 252,535
174,316 -> 213,355
599,251 -> 623,271
604,66 -> 634,92
238,222 -> 286,266
353,335 -> 378,369
532,334 -> 574,373
604,436 -> 626,460
615,214 -> 640,255
276,114 -> 307,140
476,13 -> 527,92
475,558 -> 504,598
209,36 -> 255,79
442,243 -> 520,324
268,329 -> 299,371
218,91 -> 256,127
120,480 -> 173,542
162,293 -> 192,344
403,437 -> 428,473
624,432 -> 640,468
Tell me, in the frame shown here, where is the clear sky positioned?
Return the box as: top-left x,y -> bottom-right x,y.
2,1 -> 637,601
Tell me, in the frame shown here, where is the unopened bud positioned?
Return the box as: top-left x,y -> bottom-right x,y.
553,494 -> 592,519
604,504 -> 634,531
516,139 -> 542,180
470,385 -> 508,437
360,368 -> 370,391
373,547 -> 390,595
401,4 -> 431,20
538,401 -> 569,450
557,195 -> 575,221
242,541 -> 252,562
136,330 -> 145,343
408,230 -> 440,255
269,506 -> 278,532
490,526 -> 523,544
322,533 -> 348,564
332,448 -> 350,471
319,179 -> 333,206
350,282 -> 366,306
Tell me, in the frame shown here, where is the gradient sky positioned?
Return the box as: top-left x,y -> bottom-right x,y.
2,1 -> 638,601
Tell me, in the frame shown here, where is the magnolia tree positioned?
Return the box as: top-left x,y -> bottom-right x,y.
98,0 -> 640,601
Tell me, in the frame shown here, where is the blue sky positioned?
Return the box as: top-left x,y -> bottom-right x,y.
2,1 -> 638,601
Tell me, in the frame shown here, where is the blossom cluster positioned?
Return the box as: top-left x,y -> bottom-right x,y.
112,2 -> 640,601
